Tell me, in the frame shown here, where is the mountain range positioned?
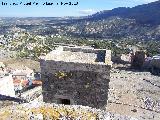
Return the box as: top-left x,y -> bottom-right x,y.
1,0 -> 160,41
88,0 -> 160,25
60,0 -> 160,40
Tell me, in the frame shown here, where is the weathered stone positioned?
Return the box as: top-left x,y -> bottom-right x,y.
40,46 -> 112,109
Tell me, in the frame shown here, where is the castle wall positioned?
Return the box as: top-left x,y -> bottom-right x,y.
41,60 -> 111,109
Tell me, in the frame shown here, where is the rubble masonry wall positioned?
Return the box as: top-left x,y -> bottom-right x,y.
40,60 -> 111,109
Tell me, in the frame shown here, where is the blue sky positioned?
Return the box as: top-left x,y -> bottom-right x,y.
0,0 -> 158,17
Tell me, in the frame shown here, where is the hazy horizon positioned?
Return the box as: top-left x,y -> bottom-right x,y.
0,0 -> 159,17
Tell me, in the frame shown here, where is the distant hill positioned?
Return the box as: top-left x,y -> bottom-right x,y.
58,17 -> 159,40
88,0 -> 160,25
54,0 -> 160,40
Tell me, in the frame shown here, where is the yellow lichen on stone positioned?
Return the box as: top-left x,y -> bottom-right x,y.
31,107 -> 60,119
0,104 -> 99,120
55,71 -> 68,79
31,107 -> 98,120
0,111 -> 10,120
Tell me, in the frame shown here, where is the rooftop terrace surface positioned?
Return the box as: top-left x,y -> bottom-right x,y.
44,50 -> 99,64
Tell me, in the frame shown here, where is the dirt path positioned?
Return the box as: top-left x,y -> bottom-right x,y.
107,67 -> 160,120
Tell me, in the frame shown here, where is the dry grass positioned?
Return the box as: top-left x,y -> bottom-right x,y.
0,58 -> 40,72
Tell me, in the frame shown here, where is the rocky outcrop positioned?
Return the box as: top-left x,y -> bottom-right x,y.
0,102 -> 138,120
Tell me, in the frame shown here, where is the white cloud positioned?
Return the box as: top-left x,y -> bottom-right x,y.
134,0 -> 158,3
78,9 -> 97,15
115,0 -> 158,3
143,0 -> 158,2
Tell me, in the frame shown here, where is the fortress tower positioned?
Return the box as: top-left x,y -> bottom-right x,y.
40,46 -> 112,109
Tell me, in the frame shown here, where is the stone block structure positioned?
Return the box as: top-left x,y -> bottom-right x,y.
40,46 -> 112,109
131,51 -> 146,69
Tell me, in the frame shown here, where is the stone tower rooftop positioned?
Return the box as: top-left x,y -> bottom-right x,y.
41,46 -> 112,65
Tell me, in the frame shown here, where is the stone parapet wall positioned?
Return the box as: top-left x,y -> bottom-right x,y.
63,46 -> 106,53
105,50 -> 112,65
63,46 -> 112,64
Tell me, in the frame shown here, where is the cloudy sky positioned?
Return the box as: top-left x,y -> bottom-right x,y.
0,0 -> 158,17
